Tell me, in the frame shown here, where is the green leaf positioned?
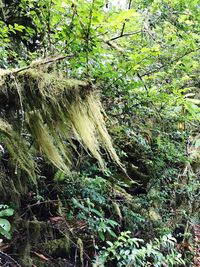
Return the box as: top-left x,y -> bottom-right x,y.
0,205 -> 8,209
106,241 -> 113,247
107,229 -> 117,238
98,231 -> 105,241
0,208 -> 14,217
195,139 -> 200,148
13,23 -> 25,32
106,219 -> 119,227
0,218 -> 11,232
0,226 -> 11,239
187,98 -> 200,104
91,208 -> 102,217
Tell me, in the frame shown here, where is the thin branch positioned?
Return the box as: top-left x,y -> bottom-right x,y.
66,5 -> 76,43
140,46 -> 200,77
108,30 -> 141,42
0,251 -> 21,267
0,0 -> 6,21
10,54 -> 74,74
128,0 -> 133,9
105,66 -> 133,89
119,0 -> 133,38
46,0 -> 52,50
106,40 -> 124,52
120,23 -> 126,37
85,0 -> 95,77
137,72 -> 163,120
73,5 -> 88,37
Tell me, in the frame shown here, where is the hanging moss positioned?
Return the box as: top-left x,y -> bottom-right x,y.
0,66 -> 124,182
27,112 -> 70,173
41,236 -> 70,255
0,119 -> 37,183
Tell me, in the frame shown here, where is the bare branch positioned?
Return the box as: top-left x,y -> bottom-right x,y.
12,54 -> 74,74
106,40 -> 124,52
108,30 -> 141,42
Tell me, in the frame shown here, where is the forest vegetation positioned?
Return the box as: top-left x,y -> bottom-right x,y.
0,0 -> 199,266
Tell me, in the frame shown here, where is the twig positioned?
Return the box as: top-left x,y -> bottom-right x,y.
120,0 -> 133,36
85,0 -> 95,77
106,40 -> 124,52
46,0 -> 52,50
128,0 -> 133,9
33,251 -> 49,261
137,72 -> 163,119
0,251 -> 21,267
103,65 -> 133,92
0,0 -> 6,21
108,30 -> 141,42
140,46 -> 200,77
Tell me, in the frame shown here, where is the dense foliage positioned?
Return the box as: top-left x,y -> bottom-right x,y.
0,0 -> 199,266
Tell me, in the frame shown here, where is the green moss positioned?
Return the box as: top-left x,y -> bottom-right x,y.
41,236 -> 70,255
0,67 -> 123,182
